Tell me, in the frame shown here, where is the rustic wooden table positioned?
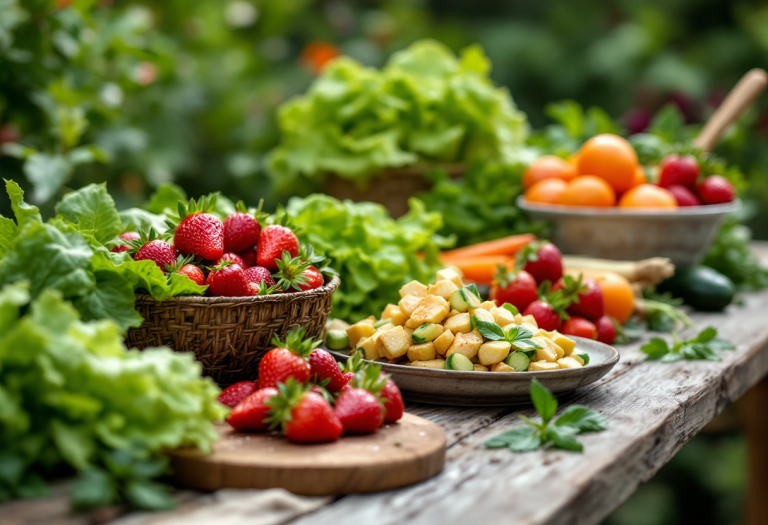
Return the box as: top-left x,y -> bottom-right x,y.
5,244 -> 768,525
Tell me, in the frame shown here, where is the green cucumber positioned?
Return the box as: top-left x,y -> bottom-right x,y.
505,351 -> 531,372
412,323 -> 443,344
657,266 -> 735,312
325,330 -> 350,350
445,353 -> 474,371
374,319 -> 392,329
459,287 -> 482,309
450,289 -> 469,312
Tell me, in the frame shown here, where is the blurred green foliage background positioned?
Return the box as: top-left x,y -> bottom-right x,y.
1,0 -> 765,521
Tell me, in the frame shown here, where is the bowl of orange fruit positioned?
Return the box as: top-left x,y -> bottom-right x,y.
517,134 -> 739,267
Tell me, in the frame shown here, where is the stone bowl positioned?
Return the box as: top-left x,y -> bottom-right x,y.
518,196 -> 740,268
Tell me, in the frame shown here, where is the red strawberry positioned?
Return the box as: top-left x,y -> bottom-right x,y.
257,225 -> 299,270
335,366 -> 386,434
172,196 -> 224,261
111,231 -> 140,253
244,266 -> 275,287
341,372 -> 354,391
523,300 -> 562,331
239,247 -> 258,268
518,241 -> 563,284
667,184 -> 701,207
248,282 -> 260,296
135,239 -> 177,271
380,378 -> 404,424
206,262 -> 250,297
258,327 -> 319,389
220,252 -> 246,269
226,387 -> 278,432
179,264 -> 205,285
595,315 -> 617,345
309,348 -> 345,392
698,175 -> 736,205
556,276 -> 604,320
223,203 -> 262,253
561,316 -> 597,339
298,266 -> 324,291
658,154 -> 699,189
490,267 -> 538,312
218,380 -> 260,408
265,380 -> 343,443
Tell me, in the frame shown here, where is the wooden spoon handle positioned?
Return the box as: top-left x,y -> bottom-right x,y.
694,68 -> 768,152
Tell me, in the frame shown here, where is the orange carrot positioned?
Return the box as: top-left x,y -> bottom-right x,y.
446,256 -> 513,285
441,234 -> 537,261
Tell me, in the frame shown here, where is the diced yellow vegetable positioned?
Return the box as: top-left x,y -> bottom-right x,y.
446,329 -> 483,359
409,295 -> 450,325
433,329 -> 455,355
528,361 -> 560,371
410,359 -> 446,369
436,268 -> 463,288
347,322 -> 376,348
519,315 -> 538,328
382,304 -> 400,320
427,279 -> 459,300
557,356 -> 583,369
536,329 -> 554,339
471,308 -> 495,325
357,337 -> 379,361
399,294 -> 424,318
444,312 -> 471,334
404,327 -> 415,339
447,309 -> 461,318
399,280 -> 428,298
533,337 -> 558,362
571,353 -> 585,366
490,307 -> 516,327
478,341 -> 512,365
390,311 -> 407,327
407,342 -> 436,361
473,364 -> 488,372
377,323 -> 396,332
404,317 -> 422,329
552,333 -> 577,356
479,300 -> 496,311
376,326 -> 411,360
491,362 -> 516,372
326,319 -> 350,332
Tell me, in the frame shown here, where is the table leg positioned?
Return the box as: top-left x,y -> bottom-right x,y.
744,375 -> 768,525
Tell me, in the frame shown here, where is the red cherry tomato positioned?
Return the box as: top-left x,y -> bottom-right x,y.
658,154 -> 700,189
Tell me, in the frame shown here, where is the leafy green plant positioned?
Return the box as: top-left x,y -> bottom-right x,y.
268,40 -> 530,195
484,379 -> 607,452
641,327 -> 735,362
703,216 -> 768,291
0,281 -> 226,509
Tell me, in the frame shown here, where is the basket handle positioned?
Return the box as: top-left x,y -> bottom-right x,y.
694,68 -> 768,153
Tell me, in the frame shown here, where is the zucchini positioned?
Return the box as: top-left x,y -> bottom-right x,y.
505,351 -> 531,372
657,266 -> 735,312
445,353 -> 474,371
374,319 -> 392,329
450,289 -> 469,312
459,287 -> 482,309
412,323 -> 443,344
326,330 -> 350,350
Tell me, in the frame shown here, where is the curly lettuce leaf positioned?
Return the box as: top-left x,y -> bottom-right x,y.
55,183 -> 122,245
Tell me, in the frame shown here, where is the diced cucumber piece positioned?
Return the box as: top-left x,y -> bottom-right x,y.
446,353 -> 474,371
374,319 -> 392,329
450,289 -> 469,312
412,323 -> 443,344
505,351 -> 531,372
576,353 -> 590,365
326,330 -> 350,350
459,287 -> 482,309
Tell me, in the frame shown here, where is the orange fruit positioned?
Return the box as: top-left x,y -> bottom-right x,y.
522,156 -> 577,189
558,175 -> 617,207
567,152 -> 580,167
592,272 -> 635,324
618,184 -> 678,208
577,134 -> 638,194
632,166 -> 648,187
525,178 -> 568,204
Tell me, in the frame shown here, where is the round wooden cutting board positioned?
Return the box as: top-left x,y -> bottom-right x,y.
167,413 -> 446,496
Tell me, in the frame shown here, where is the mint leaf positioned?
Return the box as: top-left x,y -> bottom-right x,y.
643,327 -> 734,363
55,183 -> 122,245
530,378 -> 557,424
555,405 -> 607,433
484,426 -> 541,451
691,326 -> 717,344
576,353 -> 590,365
640,337 -> 670,360
504,325 -> 542,350
472,316 -> 504,340
545,425 -> 583,452
501,303 -> 519,315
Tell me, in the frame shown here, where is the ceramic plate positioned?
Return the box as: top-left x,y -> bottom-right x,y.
330,336 -> 619,406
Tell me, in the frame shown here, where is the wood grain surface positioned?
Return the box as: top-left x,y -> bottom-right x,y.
166,413 -> 446,496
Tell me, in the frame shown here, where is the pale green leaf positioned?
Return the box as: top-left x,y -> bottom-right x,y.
56,183 -> 122,245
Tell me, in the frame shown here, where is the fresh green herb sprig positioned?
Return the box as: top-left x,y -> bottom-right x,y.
641,327 -> 735,362
637,289 -> 694,333
485,379 -> 607,452
471,316 -> 542,351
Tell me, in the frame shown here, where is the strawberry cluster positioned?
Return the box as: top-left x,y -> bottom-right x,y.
113,197 -> 331,297
490,241 -> 617,344
218,327 -> 404,444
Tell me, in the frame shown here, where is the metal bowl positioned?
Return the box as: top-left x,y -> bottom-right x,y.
329,337 -> 619,407
518,196 -> 740,267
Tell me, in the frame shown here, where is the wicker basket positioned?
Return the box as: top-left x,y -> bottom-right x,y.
324,164 -> 465,217
125,276 -> 340,386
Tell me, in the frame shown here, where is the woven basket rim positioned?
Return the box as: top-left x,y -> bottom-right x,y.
134,275 -> 340,305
